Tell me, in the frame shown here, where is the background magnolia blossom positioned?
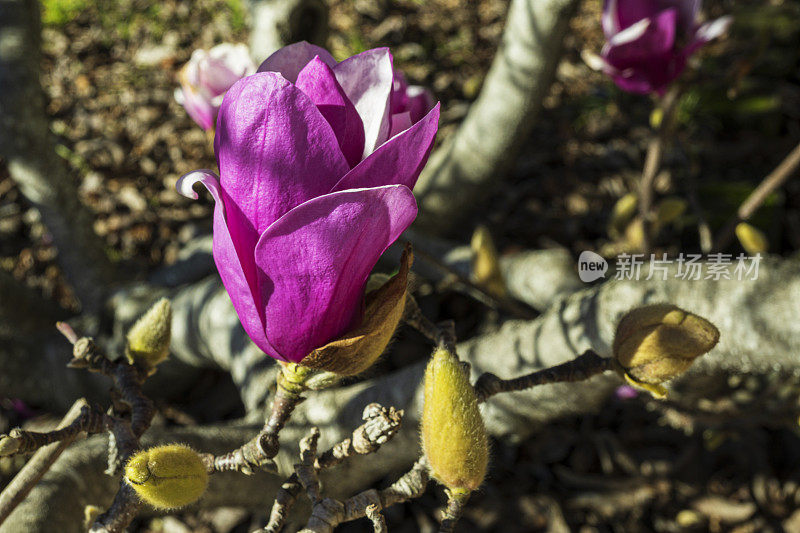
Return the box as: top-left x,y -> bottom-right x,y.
595,0 -> 732,94
174,43 -> 256,130
179,43 -> 440,364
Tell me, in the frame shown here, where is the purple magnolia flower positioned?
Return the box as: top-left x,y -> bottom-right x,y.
178,42 -> 440,364
174,43 -> 256,130
598,0 -> 732,94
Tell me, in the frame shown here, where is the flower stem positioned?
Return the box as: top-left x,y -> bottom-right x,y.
639,86 -> 680,253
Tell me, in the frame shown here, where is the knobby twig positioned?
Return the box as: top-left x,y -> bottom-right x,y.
262,403 -> 404,533
291,346 -> 615,532
639,86 -> 681,253
201,364 -> 309,475
439,489 -> 470,533
298,458 -> 431,533
0,399 -> 104,525
365,504 -> 387,533
714,140 -> 800,250
473,349 -> 615,403
55,326 -> 157,533
403,296 -> 457,352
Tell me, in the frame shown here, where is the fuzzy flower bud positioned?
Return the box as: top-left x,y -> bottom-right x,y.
124,444 -> 208,509
471,225 -> 506,298
613,304 -> 719,395
125,298 -> 172,371
735,222 -> 768,254
421,348 -> 488,492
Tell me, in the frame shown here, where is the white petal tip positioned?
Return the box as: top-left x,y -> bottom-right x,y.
176,170 -> 221,201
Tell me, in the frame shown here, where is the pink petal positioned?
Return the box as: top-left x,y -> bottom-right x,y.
295,56 -> 365,168
215,72 -> 350,258
333,48 -> 394,157
177,171 -> 279,359
176,85 -> 217,131
254,185 -> 417,362
332,103 -> 439,192
388,111 -> 412,138
257,41 -> 336,83
685,15 -> 732,55
603,8 -> 681,94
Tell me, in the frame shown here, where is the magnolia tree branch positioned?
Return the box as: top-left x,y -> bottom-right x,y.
414,0 -> 580,234
6,255 -> 800,530
714,140 -> 800,250
0,399 -> 99,525
0,0 -> 117,314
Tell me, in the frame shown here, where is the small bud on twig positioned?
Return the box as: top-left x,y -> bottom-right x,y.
124,444 -> 208,509
470,225 -> 507,298
613,304 -> 719,397
125,298 -> 172,373
422,348 -> 488,492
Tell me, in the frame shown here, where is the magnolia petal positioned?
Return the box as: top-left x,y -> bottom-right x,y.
685,15 -> 732,56
332,103 -> 440,192
215,72 -> 350,253
603,8 -> 681,94
176,170 -> 279,359
302,244 -> 413,375
295,56 -> 365,168
254,185 -> 417,362
333,48 -> 394,157
388,111 -> 412,138
257,41 -> 336,83
177,85 -> 217,131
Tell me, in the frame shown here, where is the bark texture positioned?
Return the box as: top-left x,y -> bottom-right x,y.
413,0 -> 580,234
0,0 -> 116,313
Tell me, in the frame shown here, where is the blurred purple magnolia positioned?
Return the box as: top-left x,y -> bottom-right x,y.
178,42 -> 440,363
597,0 -> 732,94
174,43 -> 256,130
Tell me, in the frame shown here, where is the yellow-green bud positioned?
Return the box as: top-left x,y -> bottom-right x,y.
608,192 -> 638,238
654,197 -> 687,229
421,348 -> 488,492
613,304 -> 719,394
471,225 -> 507,298
125,298 -> 172,371
124,444 -> 208,509
735,222 -> 768,254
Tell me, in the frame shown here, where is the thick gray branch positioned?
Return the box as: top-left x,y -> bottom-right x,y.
414,0 -> 580,234
0,0 -> 116,313
7,256 -> 800,530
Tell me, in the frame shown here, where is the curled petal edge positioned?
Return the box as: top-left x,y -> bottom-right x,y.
177,170 -> 223,205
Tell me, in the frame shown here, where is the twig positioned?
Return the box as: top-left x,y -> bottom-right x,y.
203,364 -> 309,474
295,428 -> 322,504
473,349 -> 614,403
262,403 -> 404,533
0,399 -> 102,525
409,243 -> 537,320
299,458 -> 431,533
713,140 -> 800,250
403,297 -> 457,352
366,504 -> 387,532
55,328 -> 156,533
0,403 -> 104,458
639,86 -> 680,253
439,489 -> 470,533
